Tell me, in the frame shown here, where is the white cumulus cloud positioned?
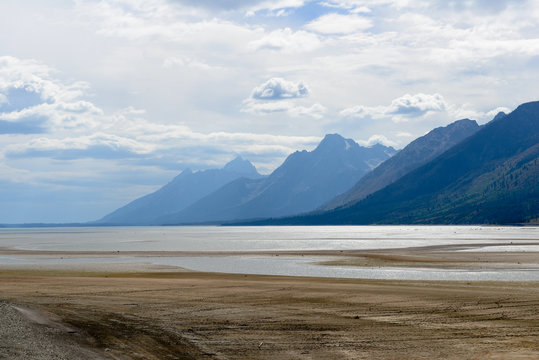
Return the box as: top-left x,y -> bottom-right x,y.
251,78 -> 309,100
242,78 -> 326,119
387,93 -> 447,117
0,56 -> 102,132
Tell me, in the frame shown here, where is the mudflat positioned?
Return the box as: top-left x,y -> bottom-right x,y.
0,265 -> 538,359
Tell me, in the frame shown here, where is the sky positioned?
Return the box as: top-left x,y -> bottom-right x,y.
1,0 -> 539,223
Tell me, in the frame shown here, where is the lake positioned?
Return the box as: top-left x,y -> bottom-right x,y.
1,226 -> 538,281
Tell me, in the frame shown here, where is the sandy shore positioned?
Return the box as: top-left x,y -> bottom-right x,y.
0,249 -> 538,359
2,241 -> 539,270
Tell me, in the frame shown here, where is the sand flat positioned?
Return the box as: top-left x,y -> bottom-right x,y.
2,242 -> 539,272
0,244 -> 538,359
0,264 -> 538,359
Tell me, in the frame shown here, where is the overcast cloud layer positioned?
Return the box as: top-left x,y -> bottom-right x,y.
1,0 -> 538,222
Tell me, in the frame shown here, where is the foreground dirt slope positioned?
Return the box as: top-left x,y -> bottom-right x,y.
0,270 -> 538,359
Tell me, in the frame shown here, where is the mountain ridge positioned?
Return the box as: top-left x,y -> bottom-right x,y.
239,101 -> 538,225
97,156 -> 261,225
158,134 -> 397,224
322,118 -> 481,210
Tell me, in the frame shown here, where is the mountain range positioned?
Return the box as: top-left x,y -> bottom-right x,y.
248,101 -> 538,225
99,100 -> 538,226
98,156 -> 261,225
158,134 -> 396,224
322,118 -> 481,210
100,135 -> 396,225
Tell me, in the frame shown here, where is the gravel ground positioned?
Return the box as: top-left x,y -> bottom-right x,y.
0,302 -> 108,360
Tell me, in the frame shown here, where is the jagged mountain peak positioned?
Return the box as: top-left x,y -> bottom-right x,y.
223,156 -> 259,176
321,117 -> 482,210
315,134 -> 396,154
492,111 -> 507,121
370,142 -> 397,153
266,100 -> 539,225
157,134 -> 397,224
314,133 -> 356,153
451,118 -> 476,127
98,156 -> 260,225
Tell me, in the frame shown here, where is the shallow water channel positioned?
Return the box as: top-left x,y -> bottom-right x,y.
1,226 -> 538,281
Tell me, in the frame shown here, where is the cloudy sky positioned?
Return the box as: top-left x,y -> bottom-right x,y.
1,0 -> 538,223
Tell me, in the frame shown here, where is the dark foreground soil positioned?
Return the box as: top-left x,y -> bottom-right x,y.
0,269 -> 538,359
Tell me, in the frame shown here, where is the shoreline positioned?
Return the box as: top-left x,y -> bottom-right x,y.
2,241 -> 538,271
1,240 -> 538,359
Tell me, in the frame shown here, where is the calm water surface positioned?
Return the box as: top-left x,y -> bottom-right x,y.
1,225 -> 538,251
1,226 -> 538,281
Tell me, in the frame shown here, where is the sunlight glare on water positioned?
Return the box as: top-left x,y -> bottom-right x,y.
0,226 -> 537,252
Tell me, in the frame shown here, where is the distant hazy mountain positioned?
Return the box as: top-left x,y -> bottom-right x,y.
248,101 -> 539,225
323,118 -> 481,210
98,156 -> 261,225
159,134 -> 397,224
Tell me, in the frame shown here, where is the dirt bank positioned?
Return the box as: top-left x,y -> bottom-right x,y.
0,269 -> 537,359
